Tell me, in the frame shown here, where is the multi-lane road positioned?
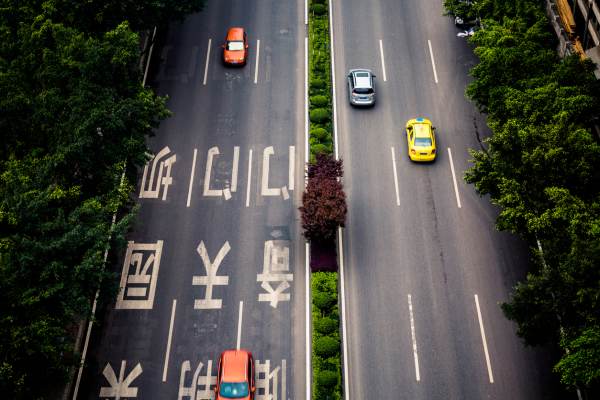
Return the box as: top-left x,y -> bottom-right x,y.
76,1 -> 561,399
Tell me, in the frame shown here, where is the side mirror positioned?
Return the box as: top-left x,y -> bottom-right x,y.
251,387 -> 256,393
245,44 -> 249,49
432,126 -> 437,130
372,74 -> 377,78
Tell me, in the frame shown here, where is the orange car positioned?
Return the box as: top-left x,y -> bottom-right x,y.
215,349 -> 255,400
222,27 -> 248,66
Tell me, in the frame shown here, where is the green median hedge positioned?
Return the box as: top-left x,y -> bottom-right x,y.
308,0 -> 333,160
312,272 -> 342,399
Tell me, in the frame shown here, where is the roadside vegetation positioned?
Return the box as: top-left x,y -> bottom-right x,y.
301,1 -> 346,399
0,1 -> 205,398
444,0 -> 600,393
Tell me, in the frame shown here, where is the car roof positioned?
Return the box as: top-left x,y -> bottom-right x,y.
221,350 -> 249,382
413,123 -> 432,138
349,69 -> 373,88
226,27 -> 245,41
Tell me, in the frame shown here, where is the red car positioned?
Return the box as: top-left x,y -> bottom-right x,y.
222,27 -> 248,66
215,350 -> 255,400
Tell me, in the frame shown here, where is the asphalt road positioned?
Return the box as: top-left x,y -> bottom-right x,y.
78,1 -> 306,399
332,0 -> 562,399
76,1 -> 565,400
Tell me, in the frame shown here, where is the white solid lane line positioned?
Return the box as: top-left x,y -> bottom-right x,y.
390,147 -> 401,206
447,147 -> 462,208
338,227 -> 350,400
474,294 -> 495,383
254,39 -> 260,84
329,0 -> 340,161
305,37 -> 309,166
162,299 -> 177,382
203,38 -> 212,85
186,148 -> 198,207
427,39 -> 439,84
245,149 -> 253,207
305,243 -> 311,400
408,294 -> 421,382
236,301 -> 244,350
379,39 -> 387,82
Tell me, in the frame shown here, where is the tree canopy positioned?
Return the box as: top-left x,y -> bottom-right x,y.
0,0 -> 203,397
454,0 -> 600,392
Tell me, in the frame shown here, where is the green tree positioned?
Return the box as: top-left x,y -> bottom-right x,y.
300,154 -> 347,242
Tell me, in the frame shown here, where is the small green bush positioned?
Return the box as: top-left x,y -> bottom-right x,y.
316,369 -> 338,388
310,78 -> 326,89
310,127 -> 329,141
310,108 -> 330,124
311,142 -> 333,155
313,290 -> 336,312
311,4 -> 327,15
315,335 -> 340,358
310,95 -> 329,108
314,316 -> 338,335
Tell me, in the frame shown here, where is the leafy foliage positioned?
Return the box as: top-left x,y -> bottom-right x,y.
312,272 -> 341,400
0,0 -> 198,397
300,154 -> 347,242
452,0 -> 600,392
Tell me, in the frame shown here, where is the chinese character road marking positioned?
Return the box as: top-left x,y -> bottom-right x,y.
178,360 -> 216,400
255,359 -> 287,400
116,241 -> 163,310
99,361 -> 142,399
192,241 -> 230,309
261,146 -> 295,200
139,146 -> 177,200
203,146 -> 240,200
257,240 -> 293,308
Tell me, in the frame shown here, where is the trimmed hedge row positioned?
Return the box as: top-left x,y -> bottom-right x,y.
308,2 -> 343,399
308,0 -> 334,159
312,272 -> 342,400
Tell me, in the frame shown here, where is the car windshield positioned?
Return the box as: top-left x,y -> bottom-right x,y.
219,382 -> 249,398
414,137 -> 432,147
227,41 -> 244,51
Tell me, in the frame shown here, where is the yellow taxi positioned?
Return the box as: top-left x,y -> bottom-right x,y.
406,117 -> 436,162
